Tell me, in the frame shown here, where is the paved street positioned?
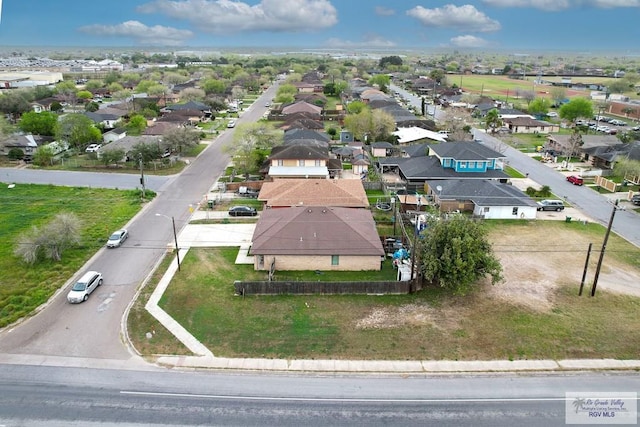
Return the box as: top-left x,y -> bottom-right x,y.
0,84 -> 280,361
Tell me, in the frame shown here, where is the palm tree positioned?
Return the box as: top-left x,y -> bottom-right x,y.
484,108 -> 503,134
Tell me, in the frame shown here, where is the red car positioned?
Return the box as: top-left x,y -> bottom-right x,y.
566,175 -> 584,186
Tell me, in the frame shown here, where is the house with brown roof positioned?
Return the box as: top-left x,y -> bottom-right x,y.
291,82 -> 316,93
267,144 -> 331,179
143,121 -> 181,136
281,101 -> 323,116
249,206 -> 384,271
258,179 -> 369,208
503,117 -> 559,134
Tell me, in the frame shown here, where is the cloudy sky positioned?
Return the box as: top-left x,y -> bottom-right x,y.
1,0 -> 639,51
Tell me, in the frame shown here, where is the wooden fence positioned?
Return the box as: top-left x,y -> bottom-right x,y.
234,280 -> 410,295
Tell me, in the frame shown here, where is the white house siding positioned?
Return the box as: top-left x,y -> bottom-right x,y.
473,205 -> 537,219
254,254 -> 382,271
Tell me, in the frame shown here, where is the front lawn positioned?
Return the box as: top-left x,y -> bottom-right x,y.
128,220 -> 640,361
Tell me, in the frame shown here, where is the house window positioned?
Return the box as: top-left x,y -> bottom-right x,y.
277,159 -> 283,166
484,207 -> 490,213
459,162 -> 466,169
258,255 -> 264,269
299,159 -> 305,166
315,159 -> 321,166
331,255 -> 339,266
512,207 -> 518,216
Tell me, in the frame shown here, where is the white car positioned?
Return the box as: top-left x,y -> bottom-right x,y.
227,120 -> 237,128
67,271 -> 103,303
85,144 -> 102,153
106,229 -> 128,248
546,111 -> 558,117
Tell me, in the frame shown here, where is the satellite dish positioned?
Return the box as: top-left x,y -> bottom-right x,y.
8,184 -> 15,189
436,185 -> 442,192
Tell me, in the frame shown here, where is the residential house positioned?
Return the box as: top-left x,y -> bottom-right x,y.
266,143 -> 331,179
503,117 -> 559,134
545,134 -> 619,157
249,206 -> 384,271
97,135 -> 163,159
582,141 -> 640,169
351,149 -> 370,175
281,101 -> 323,116
158,108 -> 205,126
103,128 -> 127,144
258,179 -> 369,208
411,77 -> 438,95
0,134 -> 38,158
164,100 -> 211,118
369,99 -> 418,124
284,128 -> 330,144
30,97 -> 61,113
292,81 -> 318,93
143,121 -> 181,136
424,179 -> 537,218
498,108 -> 533,120
378,141 -> 508,192
84,111 -> 121,129
370,141 -> 395,158
360,89 -> 388,103
392,126 -> 447,144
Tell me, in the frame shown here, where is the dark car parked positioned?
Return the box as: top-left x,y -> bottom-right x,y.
228,206 -> 258,217
632,194 -> 640,206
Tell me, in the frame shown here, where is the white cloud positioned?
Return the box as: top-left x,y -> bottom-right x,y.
450,35 -> 490,47
324,35 -> 396,48
374,6 -> 395,16
482,0 -> 638,11
482,0 -> 571,10
407,4 -> 501,32
137,0 -> 338,33
79,21 -> 193,46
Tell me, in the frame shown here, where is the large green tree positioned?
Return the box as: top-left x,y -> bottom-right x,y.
420,215 -> 503,295
344,108 -> 395,142
125,114 -> 147,136
559,97 -> 593,123
162,127 -> 201,154
55,113 -> 102,149
379,56 -> 403,69
528,98 -> 552,117
18,111 -> 58,136
368,74 -> 391,92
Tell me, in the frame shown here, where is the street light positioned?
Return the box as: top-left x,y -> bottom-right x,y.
155,213 -> 181,272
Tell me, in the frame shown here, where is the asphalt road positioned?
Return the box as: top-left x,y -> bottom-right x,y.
0,84 -> 279,360
0,364 -> 638,426
391,83 -> 640,248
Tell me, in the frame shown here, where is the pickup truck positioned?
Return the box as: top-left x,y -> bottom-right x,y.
236,186 -> 259,198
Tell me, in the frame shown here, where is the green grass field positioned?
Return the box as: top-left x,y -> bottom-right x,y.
0,184 -> 148,327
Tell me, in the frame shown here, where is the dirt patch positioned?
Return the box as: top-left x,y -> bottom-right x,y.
353,222 -> 640,330
488,223 -> 640,311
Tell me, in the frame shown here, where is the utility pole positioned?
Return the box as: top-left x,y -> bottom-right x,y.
591,201 -> 620,296
139,156 -> 146,199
